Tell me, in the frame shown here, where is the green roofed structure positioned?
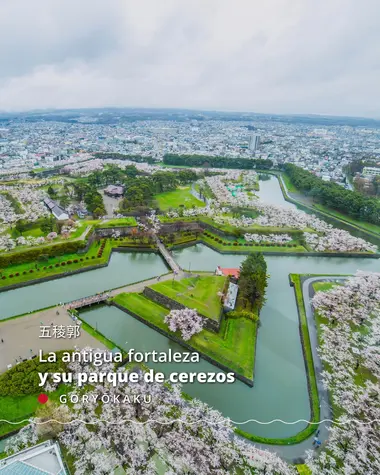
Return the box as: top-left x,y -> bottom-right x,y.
0,441 -> 67,475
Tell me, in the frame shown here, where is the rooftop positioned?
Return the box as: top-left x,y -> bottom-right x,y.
0,441 -> 67,475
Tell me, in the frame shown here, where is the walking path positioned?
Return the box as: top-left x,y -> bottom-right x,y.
155,237 -> 182,274
0,307 -> 105,373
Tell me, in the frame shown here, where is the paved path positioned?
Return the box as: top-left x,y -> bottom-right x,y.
0,308 -> 105,373
155,238 -> 182,273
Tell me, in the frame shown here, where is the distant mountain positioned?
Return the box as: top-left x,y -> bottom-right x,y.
0,107 -> 379,128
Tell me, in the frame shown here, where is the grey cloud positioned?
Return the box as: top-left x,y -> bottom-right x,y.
0,0 -> 379,116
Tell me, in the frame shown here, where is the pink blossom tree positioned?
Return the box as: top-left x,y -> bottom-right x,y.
165,308 -> 204,340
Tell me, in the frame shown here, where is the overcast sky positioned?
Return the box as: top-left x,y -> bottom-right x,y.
0,0 -> 379,117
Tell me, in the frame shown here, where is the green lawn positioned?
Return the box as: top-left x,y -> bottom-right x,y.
0,395 -> 37,437
112,293 -> 256,380
97,217 -> 137,228
149,275 -> 226,321
155,187 -> 205,211
312,281 -> 336,292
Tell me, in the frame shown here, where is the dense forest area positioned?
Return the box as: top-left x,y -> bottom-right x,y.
163,154 -> 273,170
284,164 -> 380,225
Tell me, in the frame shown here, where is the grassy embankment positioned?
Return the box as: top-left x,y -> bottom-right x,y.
0,239 -> 110,289
200,231 -> 307,253
154,187 -> 205,211
112,292 -> 256,380
312,203 -> 380,235
96,217 -> 137,228
160,215 -> 314,235
0,235 -> 156,290
150,275 -> 227,321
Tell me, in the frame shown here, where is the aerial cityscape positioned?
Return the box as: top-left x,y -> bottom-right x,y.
0,1 -> 379,475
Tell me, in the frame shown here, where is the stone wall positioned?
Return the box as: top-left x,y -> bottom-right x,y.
143,287 -> 221,332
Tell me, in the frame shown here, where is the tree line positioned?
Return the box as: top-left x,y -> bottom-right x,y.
284,164 -> 380,225
163,154 -> 273,170
238,253 -> 268,311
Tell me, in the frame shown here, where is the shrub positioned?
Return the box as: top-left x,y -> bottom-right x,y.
86,256 -> 89,260
9,274 -> 14,278
67,260 -> 72,264
61,262 -> 66,266
23,271 -> 27,275
43,266 -> 47,270
233,242 -> 238,246
0,351 -> 68,396
80,258 -> 83,262
73,259 -> 78,263
49,265 -> 53,269
15,273 -> 20,276
1,276 -> 6,279
29,269 -> 34,273
227,309 -> 259,322
91,256 -> 95,259
55,263 -> 60,267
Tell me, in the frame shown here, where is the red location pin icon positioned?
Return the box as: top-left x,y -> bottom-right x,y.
38,394 -> 49,404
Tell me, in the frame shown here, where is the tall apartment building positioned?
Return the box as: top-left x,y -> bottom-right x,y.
249,133 -> 260,153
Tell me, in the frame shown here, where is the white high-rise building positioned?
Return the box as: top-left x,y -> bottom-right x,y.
249,134 -> 260,153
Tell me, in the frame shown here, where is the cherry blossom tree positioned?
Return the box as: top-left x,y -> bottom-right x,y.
7,347 -> 296,475
307,272 -> 380,474
165,308 -> 204,340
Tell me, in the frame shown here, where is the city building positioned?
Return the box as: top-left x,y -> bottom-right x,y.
363,166 -> 380,177
249,134 -> 260,153
215,266 -> 240,279
44,198 -> 69,221
223,282 -> 239,311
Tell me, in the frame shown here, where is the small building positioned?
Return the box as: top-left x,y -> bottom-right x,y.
104,185 -> 124,197
216,266 -> 240,279
44,198 -> 69,221
0,440 -> 67,474
224,282 -> 239,312
363,166 -> 380,177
